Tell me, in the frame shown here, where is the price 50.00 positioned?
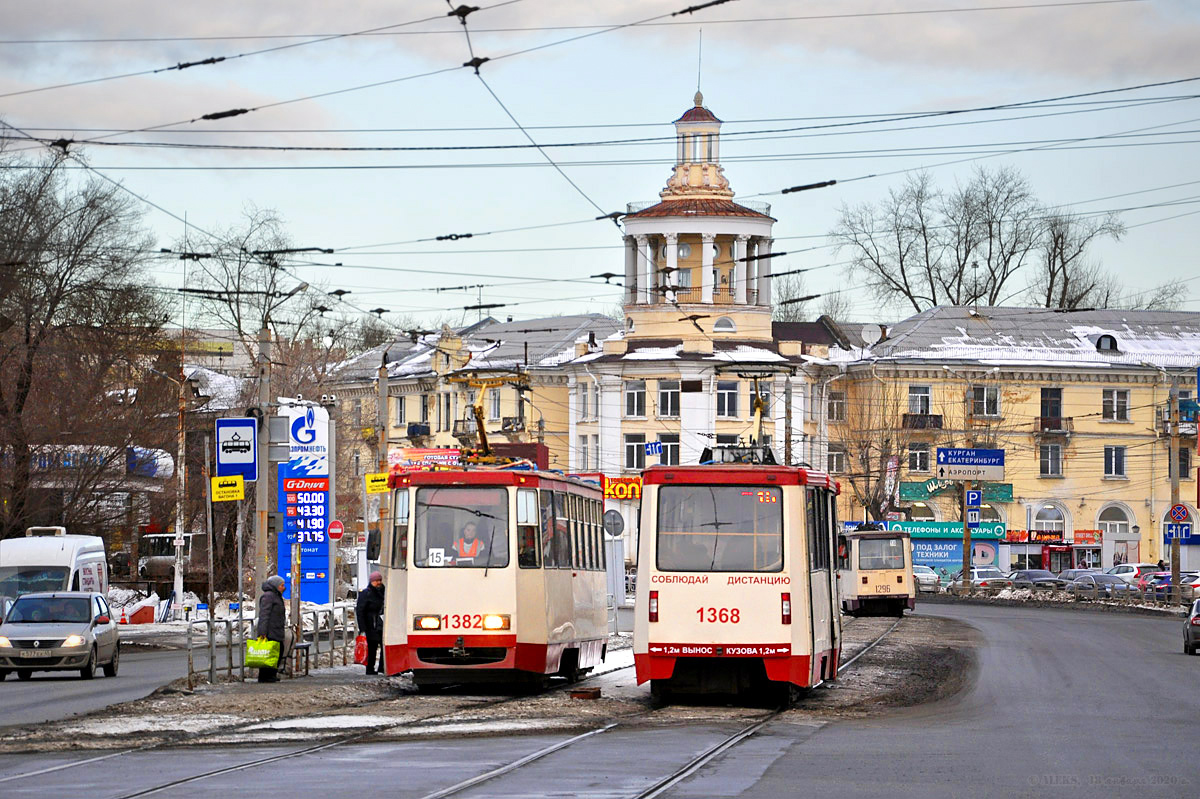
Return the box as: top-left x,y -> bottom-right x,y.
696,607 -> 740,623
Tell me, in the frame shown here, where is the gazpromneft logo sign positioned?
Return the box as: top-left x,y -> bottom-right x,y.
282,478 -> 329,491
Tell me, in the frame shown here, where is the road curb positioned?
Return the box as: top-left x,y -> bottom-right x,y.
920,593 -> 1187,619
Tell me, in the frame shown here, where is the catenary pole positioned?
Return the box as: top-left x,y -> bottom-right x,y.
254,325 -> 271,592
1170,378 -> 1181,604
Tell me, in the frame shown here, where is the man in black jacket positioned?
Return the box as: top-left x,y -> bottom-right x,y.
256,575 -> 290,682
356,571 -> 385,675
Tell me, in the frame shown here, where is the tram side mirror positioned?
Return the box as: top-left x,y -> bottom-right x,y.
366,529 -> 381,562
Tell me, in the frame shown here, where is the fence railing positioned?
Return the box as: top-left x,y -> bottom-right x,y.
185,602 -> 357,688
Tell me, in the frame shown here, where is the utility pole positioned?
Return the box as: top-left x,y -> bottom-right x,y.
784,374 -> 793,466
172,372 -> 187,619
960,481 -> 973,596
1169,378 -> 1181,604
376,357 -> 389,567
254,325 -> 271,591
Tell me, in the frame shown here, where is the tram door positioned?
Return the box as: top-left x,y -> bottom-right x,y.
806,488 -> 835,681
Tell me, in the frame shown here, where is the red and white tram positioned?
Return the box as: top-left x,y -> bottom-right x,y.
633,461 -> 842,702
380,468 -> 609,689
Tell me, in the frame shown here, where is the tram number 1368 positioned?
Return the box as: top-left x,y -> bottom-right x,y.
696,607 -> 740,623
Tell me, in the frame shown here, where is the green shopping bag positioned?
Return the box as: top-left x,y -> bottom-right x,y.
245,637 -> 281,669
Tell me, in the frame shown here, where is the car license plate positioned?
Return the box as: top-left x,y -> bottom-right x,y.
19,650 -> 51,658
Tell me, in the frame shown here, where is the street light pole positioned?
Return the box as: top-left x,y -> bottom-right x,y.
173,374 -> 186,618
1169,377 -> 1181,604
254,325 -> 271,592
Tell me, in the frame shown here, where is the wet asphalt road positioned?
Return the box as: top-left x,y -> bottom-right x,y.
1,604 -> 1196,797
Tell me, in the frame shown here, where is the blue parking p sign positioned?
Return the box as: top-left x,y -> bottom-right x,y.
215,417 -> 258,481
966,490 -> 982,507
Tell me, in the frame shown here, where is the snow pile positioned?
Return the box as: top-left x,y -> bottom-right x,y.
107,587 -> 144,608
993,588 -> 1035,601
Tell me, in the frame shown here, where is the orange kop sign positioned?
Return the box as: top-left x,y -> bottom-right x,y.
603,476 -> 642,500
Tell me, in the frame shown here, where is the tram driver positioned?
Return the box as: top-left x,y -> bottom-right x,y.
452,521 -> 488,565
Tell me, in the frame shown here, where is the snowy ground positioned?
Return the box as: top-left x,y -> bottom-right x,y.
0,619 -> 967,752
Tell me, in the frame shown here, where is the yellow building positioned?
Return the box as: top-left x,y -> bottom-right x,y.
821,306 -> 1199,572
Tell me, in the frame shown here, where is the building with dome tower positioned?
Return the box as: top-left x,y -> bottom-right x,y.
564,93 -> 836,563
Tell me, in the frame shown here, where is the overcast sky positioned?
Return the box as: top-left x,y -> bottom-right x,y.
3,0 -> 1198,330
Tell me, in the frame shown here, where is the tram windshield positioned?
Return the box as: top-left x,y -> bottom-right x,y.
413,487 -> 510,568
656,486 -> 783,572
857,538 -> 905,571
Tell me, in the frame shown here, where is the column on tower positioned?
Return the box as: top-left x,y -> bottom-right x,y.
636,234 -> 651,304
701,233 -> 715,303
746,238 -> 758,304
624,235 -> 637,304
757,238 -> 773,306
734,234 -> 749,304
664,233 -> 678,303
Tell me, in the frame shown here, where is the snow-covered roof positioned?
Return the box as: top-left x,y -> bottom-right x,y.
461,315 -> 620,371
842,306 -> 1200,370
185,365 -> 249,411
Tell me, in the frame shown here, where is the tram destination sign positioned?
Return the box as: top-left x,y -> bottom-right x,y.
936,448 -> 1005,481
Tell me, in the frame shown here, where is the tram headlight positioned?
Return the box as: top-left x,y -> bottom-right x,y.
413,615 -> 442,631
482,614 -> 510,631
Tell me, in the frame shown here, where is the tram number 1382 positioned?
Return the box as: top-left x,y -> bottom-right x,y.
696,607 -> 741,623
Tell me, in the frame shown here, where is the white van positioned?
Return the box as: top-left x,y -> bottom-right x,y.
0,527 -> 108,597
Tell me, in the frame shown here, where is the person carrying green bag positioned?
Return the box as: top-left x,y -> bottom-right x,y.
254,575 -> 291,682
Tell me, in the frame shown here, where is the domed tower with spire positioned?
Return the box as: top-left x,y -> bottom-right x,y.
620,92 -> 776,341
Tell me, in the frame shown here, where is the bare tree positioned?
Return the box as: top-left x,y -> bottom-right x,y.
828,374 -> 917,520
1025,211 -> 1124,309
772,273 -> 811,322
817,291 -> 853,321
0,154 -> 169,538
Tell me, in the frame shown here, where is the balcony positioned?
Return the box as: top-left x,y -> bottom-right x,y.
406,423 -> 431,439
902,413 -> 943,430
452,419 -> 478,444
1035,416 -> 1073,435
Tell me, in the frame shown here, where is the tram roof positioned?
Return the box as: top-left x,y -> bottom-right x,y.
389,468 -> 602,494
641,464 -> 839,492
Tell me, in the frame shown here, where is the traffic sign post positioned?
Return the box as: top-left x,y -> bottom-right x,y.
1169,504 -> 1188,523
365,473 -> 390,494
936,448 -> 1005,481
1166,523 -> 1192,540
328,520 -> 345,541
215,418 -> 258,481
211,475 -> 245,502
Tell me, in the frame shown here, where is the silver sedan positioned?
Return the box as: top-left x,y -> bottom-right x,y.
913,565 -> 941,593
0,591 -> 120,681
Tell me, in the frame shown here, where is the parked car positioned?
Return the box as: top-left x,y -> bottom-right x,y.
1068,573 -> 1133,599
1057,568 -> 1101,583
1105,563 -> 1163,584
1184,600 -> 1200,655
913,565 -> 941,593
1137,571 -> 1171,592
1008,569 -> 1067,591
1150,573 -> 1198,599
949,567 -> 1014,593
0,591 -> 119,681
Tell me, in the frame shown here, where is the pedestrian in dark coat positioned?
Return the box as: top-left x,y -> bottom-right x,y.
256,575 -> 288,682
356,571 -> 385,675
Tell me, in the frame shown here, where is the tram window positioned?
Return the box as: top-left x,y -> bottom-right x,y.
517,489 -> 540,568
858,538 -> 904,570
553,491 -> 571,568
540,490 -> 556,566
412,487 -> 510,568
391,489 -> 410,569
656,486 -> 783,573
586,500 -> 596,570
806,489 -> 831,570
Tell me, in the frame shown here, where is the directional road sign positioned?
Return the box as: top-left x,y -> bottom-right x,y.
1166,523 -> 1192,540
215,418 -> 258,481
936,448 -> 1005,481
644,440 -> 663,456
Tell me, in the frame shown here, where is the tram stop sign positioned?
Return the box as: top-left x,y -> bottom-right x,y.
603,509 -> 625,537
327,520 -> 345,541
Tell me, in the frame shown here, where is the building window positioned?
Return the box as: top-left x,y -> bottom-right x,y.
909,501 -> 935,522
394,397 -> 405,426
908,385 -> 931,415
716,380 -> 739,418
591,434 -> 599,470
489,389 -> 501,420
713,316 -> 736,333
908,443 -> 930,473
827,390 -> 846,422
658,380 -> 680,418
659,433 -> 680,466
420,394 -> 429,423
624,433 -> 646,470
591,384 -> 600,419
1171,447 -> 1193,481
578,435 -> 589,471
1040,443 -> 1063,476
1102,389 -> 1129,421
1034,504 -> 1066,534
1098,505 -> 1130,537
577,384 -> 589,421
352,398 -> 363,427
716,434 -> 738,446
624,380 -> 646,417
1104,445 -> 1126,477
827,446 -> 846,474
969,385 -> 999,417
442,393 -> 452,431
